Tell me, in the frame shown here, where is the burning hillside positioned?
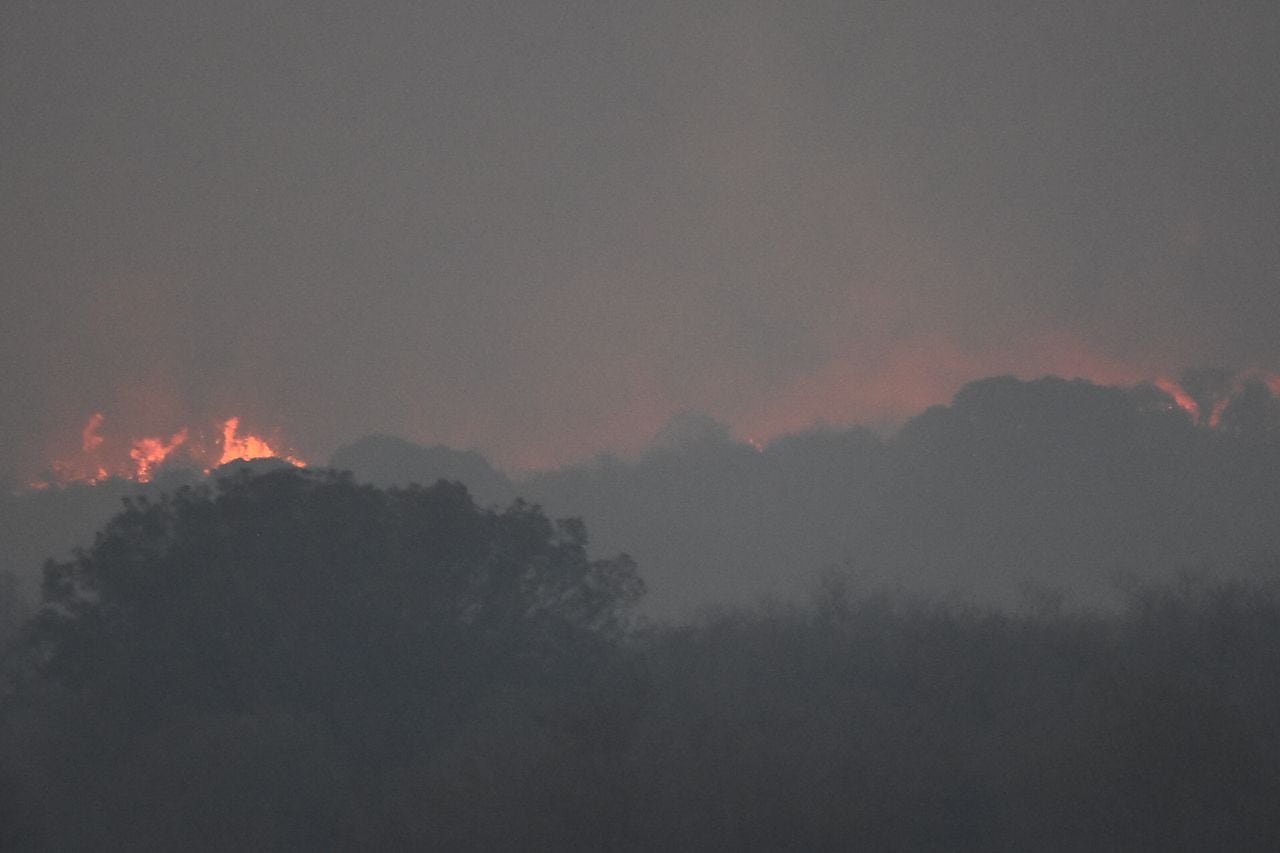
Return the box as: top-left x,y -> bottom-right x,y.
29,413 -> 305,489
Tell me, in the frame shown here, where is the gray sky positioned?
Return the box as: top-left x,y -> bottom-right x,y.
4,1 -> 1278,476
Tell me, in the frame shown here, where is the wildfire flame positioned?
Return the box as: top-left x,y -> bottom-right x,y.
129,428 -> 189,484
1153,369 -> 1280,428
31,413 -> 306,489
219,417 -> 305,468
26,367 -> 1280,491
1154,378 -> 1203,422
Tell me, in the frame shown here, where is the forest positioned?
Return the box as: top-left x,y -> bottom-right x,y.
2,460 -> 1280,850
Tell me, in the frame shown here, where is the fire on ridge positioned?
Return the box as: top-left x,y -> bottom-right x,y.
30,413 -> 306,490
24,370 -> 1280,491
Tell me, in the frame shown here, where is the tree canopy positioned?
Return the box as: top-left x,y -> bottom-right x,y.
9,468 -> 643,848
36,467 -> 641,723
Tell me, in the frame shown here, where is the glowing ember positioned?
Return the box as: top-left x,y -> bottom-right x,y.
32,413 -> 306,489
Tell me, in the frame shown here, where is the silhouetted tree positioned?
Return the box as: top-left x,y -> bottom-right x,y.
13,467 -> 643,848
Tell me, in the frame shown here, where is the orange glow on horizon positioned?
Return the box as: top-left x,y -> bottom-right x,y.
23,361 -> 1280,487
731,334 -> 1153,446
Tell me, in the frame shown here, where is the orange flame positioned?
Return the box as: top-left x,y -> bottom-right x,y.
31,413 -> 306,489
129,428 -> 189,483
218,417 -> 304,467
1153,378 -> 1200,422
1153,369 -> 1280,427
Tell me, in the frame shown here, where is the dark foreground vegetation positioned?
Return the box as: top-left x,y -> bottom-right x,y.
3,469 -> 1280,850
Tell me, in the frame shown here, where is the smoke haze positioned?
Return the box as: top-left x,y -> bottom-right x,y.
4,2 -> 1280,476
6,8 -> 1280,842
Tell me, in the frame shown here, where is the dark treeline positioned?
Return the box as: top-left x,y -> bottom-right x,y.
2,468 -> 1280,849
9,374 -> 1280,617
339,374 -> 1280,615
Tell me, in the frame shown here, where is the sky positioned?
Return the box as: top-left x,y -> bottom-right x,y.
3,1 -> 1279,476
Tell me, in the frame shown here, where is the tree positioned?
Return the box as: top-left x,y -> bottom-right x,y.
16,466 -> 644,847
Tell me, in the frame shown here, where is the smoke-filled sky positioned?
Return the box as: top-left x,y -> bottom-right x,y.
4,1 -> 1279,475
